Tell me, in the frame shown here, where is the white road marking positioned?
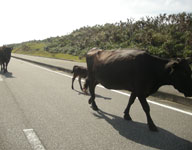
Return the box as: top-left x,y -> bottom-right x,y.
111,89 -> 192,116
23,129 -> 46,150
0,75 -> 3,81
16,59 -> 73,79
15,58 -> 192,116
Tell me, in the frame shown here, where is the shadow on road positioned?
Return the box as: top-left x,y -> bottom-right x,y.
93,110 -> 192,150
0,72 -> 15,78
73,89 -> 111,100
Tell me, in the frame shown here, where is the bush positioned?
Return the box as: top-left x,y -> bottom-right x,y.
11,12 -> 192,59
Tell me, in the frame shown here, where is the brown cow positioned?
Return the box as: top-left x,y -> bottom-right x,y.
85,48 -> 192,131
71,65 -> 88,93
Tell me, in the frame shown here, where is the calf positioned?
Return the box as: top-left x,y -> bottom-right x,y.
85,48 -> 192,131
71,65 -> 88,92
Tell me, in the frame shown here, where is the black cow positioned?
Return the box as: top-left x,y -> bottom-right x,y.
85,48 -> 192,131
71,65 -> 88,93
0,46 -> 12,73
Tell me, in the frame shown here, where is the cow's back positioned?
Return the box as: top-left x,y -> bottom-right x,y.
86,49 -> 167,95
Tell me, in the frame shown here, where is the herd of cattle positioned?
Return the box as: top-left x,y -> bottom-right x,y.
0,45 -> 192,132
0,46 -> 12,73
72,48 -> 192,131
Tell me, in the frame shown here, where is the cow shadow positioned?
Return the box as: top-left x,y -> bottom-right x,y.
0,72 -> 15,78
73,89 -> 89,96
93,110 -> 192,150
73,89 -> 111,100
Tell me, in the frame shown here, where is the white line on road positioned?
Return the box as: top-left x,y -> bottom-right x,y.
15,58 -> 192,116
112,88 -> 192,116
23,129 -> 46,150
0,75 -> 3,81
101,85 -> 192,116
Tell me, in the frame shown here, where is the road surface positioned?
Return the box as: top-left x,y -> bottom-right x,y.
12,53 -> 192,106
0,58 -> 192,150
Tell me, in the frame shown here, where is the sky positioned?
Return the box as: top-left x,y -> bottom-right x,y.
0,0 -> 191,46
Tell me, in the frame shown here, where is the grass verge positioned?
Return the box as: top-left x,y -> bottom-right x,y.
13,49 -> 86,62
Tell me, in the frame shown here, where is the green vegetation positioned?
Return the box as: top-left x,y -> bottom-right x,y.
12,41 -> 85,62
11,12 -> 192,61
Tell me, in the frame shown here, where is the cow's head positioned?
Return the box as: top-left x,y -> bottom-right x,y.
5,46 -> 13,52
168,58 -> 192,97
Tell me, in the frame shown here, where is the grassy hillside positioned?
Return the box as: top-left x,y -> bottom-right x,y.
11,12 -> 192,61
12,41 -> 85,62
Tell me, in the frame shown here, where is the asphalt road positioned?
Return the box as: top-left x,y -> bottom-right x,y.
0,58 -> 192,150
11,53 -> 192,107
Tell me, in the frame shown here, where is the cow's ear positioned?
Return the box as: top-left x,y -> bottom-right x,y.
170,62 -> 179,74
165,61 -> 178,75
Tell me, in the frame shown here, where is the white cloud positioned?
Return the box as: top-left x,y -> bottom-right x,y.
0,0 -> 191,45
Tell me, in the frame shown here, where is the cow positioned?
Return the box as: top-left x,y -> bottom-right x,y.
71,65 -> 88,93
0,46 -> 12,73
85,48 -> 192,131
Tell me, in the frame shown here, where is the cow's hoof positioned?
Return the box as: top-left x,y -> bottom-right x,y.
124,114 -> 132,121
88,99 -> 92,104
83,89 -> 88,95
91,105 -> 99,111
149,124 -> 158,132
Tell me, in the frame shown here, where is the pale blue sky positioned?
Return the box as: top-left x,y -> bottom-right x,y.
0,0 -> 191,46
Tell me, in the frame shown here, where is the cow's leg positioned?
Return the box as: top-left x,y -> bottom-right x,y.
4,62 -> 7,73
2,63 -> 5,73
5,62 -> 8,73
83,78 -> 89,94
124,93 -> 136,121
78,77 -> 83,91
89,80 -> 98,111
83,78 -> 89,90
138,96 -> 158,131
71,74 -> 77,90
1,64 -> 3,72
